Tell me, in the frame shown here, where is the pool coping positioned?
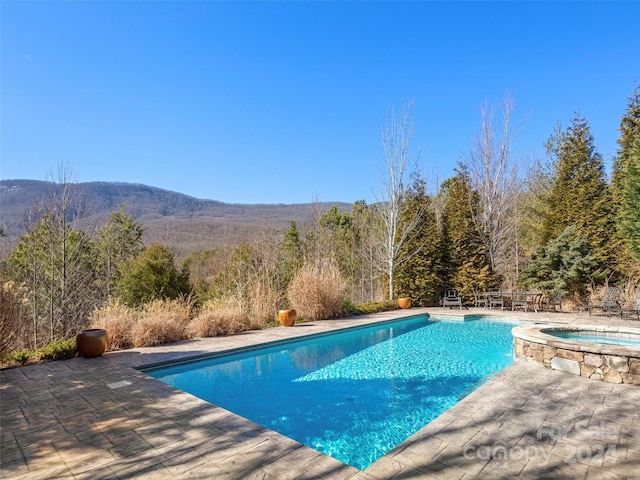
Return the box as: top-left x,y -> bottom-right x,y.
512,324 -> 640,358
137,311 -> 523,371
2,308 -> 640,479
137,312 -> 431,371
512,323 -> 640,385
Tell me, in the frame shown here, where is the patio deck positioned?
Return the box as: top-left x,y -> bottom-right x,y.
2,308 -> 640,479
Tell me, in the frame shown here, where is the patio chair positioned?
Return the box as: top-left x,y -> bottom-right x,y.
511,291 -> 529,312
472,288 -> 487,308
487,291 -> 504,310
620,291 -> 640,321
542,292 -> 563,313
585,287 -> 621,317
442,289 -> 463,309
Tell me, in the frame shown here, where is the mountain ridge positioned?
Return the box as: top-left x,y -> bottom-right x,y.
0,179 -> 352,256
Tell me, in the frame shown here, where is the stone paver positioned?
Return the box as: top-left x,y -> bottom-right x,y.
2,308 -> 640,479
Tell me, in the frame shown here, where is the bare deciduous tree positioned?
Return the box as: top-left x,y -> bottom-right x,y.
6,162 -> 98,347
465,93 -> 523,286
375,100 -> 427,300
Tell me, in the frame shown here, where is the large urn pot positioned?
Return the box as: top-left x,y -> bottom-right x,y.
76,329 -> 107,358
278,308 -> 297,327
398,297 -> 412,309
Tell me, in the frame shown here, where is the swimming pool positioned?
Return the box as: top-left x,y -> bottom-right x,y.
145,315 -> 517,470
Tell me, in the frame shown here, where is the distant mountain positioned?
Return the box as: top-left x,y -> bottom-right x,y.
0,180 -> 351,256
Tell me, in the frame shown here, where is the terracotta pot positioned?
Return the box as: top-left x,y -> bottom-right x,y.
398,297 -> 412,309
278,308 -> 297,327
76,329 -> 107,358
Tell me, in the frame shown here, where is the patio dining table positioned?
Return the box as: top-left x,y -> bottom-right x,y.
481,291 -> 543,312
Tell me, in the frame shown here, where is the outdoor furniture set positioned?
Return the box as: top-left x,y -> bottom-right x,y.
440,286 -> 640,319
582,287 -> 640,320
480,291 -> 547,312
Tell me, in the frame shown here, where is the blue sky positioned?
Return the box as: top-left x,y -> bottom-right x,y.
2,1 -> 639,204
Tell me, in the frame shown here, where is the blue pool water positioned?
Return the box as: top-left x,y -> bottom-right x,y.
146,316 -> 517,470
549,330 -> 640,347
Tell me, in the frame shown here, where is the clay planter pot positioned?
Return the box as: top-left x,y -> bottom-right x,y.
76,329 -> 108,358
278,308 -> 297,327
398,297 -> 412,309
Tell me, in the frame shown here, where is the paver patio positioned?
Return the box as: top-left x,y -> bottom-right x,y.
2,308 -> 640,479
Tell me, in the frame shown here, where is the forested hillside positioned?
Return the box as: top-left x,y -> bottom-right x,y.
0,179 -> 350,256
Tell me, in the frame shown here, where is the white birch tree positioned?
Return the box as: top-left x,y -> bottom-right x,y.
465,93 -> 522,286
375,100 -> 427,300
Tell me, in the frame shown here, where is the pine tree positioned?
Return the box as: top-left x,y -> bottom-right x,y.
115,243 -> 191,307
619,139 -> 640,261
277,221 -> 303,294
95,203 -> 144,299
394,177 -> 443,306
541,114 -> 615,267
612,86 -> 640,269
518,226 -> 599,298
439,167 -> 496,304
7,215 -> 96,346
611,85 -> 640,209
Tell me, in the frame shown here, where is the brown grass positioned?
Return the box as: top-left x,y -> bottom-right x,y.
0,281 -> 30,356
287,263 -> 346,321
190,299 -> 250,337
131,297 -> 195,347
619,282 -> 639,308
89,299 -> 137,350
248,280 -> 280,327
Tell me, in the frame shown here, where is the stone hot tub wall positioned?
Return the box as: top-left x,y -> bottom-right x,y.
512,325 -> 640,385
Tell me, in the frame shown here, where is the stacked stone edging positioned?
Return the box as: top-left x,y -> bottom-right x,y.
512,326 -> 640,385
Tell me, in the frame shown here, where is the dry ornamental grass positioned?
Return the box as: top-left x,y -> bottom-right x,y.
131,297 -> 195,347
190,299 -> 250,337
287,263 -> 346,321
89,299 -> 137,350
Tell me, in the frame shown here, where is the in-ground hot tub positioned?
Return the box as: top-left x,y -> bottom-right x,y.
512,325 -> 640,385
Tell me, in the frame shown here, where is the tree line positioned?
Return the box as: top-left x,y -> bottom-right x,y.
1,87 -> 639,356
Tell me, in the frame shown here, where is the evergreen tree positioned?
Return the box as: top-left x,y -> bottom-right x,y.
95,203 -> 144,299
611,85 -> 640,209
7,215 -> 96,345
394,177 -> 443,306
611,86 -> 640,269
183,248 -> 220,301
519,226 -> 599,299
440,167 -> 496,304
277,221 -> 303,296
541,114 -> 615,268
115,243 -> 191,307
519,155 -> 556,257
319,205 -> 353,276
619,139 -> 640,261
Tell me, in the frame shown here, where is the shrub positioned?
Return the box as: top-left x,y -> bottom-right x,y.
287,263 -> 346,321
115,243 -> 192,307
343,299 -> 399,315
89,299 -> 137,350
38,338 -> 77,361
518,226 -> 600,298
131,296 -> 194,347
190,299 -> 250,337
1,338 -> 77,368
2,349 -> 32,367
